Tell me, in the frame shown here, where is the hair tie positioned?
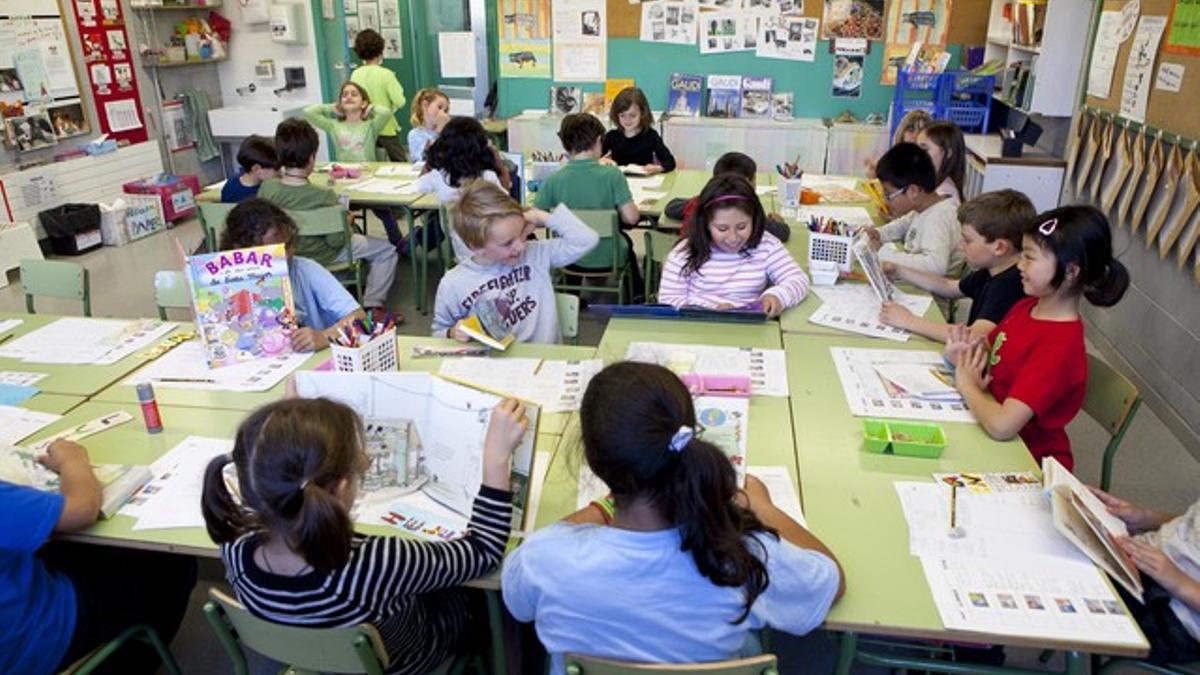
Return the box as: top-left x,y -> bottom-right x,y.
668,426 -> 694,453
703,194 -> 749,209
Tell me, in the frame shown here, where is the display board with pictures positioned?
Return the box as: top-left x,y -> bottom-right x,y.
0,13 -> 92,154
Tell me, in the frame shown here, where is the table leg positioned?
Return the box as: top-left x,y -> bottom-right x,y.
834,631 -> 857,675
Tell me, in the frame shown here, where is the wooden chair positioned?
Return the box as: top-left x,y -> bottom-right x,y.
1083,353 -> 1142,491
197,201 -> 236,252
554,210 -> 633,305
20,259 -> 90,316
153,270 -> 191,320
61,624 -> 181,675
557,292 -> 580,344
289,206 -> 366,302
642,229 -> 680,303
564,653 -> 779,674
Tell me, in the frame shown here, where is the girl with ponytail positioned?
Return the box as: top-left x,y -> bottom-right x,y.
950,205 -> 1130,471
502,362 -> 843,671
201,396 -> 529,675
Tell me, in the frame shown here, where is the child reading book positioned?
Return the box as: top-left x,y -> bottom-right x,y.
221,135 -> 277,204
502,361 -> 843,671
431,181 -> 598,344
949,205 -> 1130,470
657,174 -> 809,318
408,88 -> 450,163
879,189 -> 1034,342
202,396 -> 526,675
349,29 -> 407,161
601,87 -> 676,174
865,142 -> 964,275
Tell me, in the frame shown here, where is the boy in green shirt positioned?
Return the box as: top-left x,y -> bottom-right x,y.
350,29 -> 407,161
258,118 -> 400,318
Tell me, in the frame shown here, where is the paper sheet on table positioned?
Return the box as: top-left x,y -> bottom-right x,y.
749,465 -> 806,527
895,481 -> 1081,560
0,405 -> 60,444
873,362 -> 960,402
121,436 -> 234,530
630,187 -> 667,207
438,358 -> 602,413
802,175 -> 860,190
0,318 -> 173,365
521,450 -> 553,533
625,342 -> 789,397
0,318 -> 23,333
625,174 -> 665,189
755,185 -> 777,195
832,347 -> 975,422
122,340 -> 309,392
791,205 -> 875,228
809,285 -> 933,342
373,164 -> 421,177
920,553 -> 1146,647
351,177 -> 417,195
0,371 -> 47,386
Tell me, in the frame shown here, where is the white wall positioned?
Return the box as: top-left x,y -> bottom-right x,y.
217,0 -> 323,109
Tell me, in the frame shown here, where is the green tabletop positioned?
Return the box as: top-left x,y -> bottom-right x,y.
201,163 -> 442,210
784,334 -> 1146,655
0,313 -> 186,398
646,169 -> 775,222
20,393 -> 86,415
595,317 -> 782,363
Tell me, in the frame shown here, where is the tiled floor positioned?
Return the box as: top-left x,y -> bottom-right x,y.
4,218 -> 1196,673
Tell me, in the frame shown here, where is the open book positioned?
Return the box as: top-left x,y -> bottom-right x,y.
293,371 -> 540,529
853,232 -> 894,302
0,443 -> 152,519
1043,456 -> 1142,600
456,297 -> 515,351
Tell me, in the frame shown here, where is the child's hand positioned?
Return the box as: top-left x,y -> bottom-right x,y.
643,164 -> 664,175
523,207 -> 551,228
864,227 -> 882,251
954,342 -> 991,392
37,440 -> 91,474
1089,487 -> 1169,532
482,399 -> 528,489
290,327 -> 329,352
361,103 -> 373,118
449,322 -> 472,343
943,324 -> 980,363
878,301 -> 914,328
598,152 -> 615,166
1116,536 -> 1193,595
759,294 -> 783,318
881,261 -> 899,279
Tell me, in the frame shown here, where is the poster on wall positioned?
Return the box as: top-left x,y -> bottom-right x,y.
832,53 -> 864,96
380,1 -> 399,27
822,0 -> 885,40
4,111 -> 57,153
345,15 -> 360,48
552,0 -> 606,81
382,27 -> 402,58
756,14 -> 818,61
1165,0 -> 1200,55
71,0 -> 148,144
1120,15 -> 1168,123
499,0 -> 552,78
640,0 -> 699,46
885,0 -> 951,46
699,10 -> 760,53
358,2 -> 379,32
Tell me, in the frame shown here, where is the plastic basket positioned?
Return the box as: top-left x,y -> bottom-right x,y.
946,104 -> 988,131
809,232 -> 854,273
330,328 -> 398,372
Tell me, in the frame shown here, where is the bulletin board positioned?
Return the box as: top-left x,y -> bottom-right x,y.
1085,0 -> 1200,142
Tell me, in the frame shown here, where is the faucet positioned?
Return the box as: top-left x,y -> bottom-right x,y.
236,83 -> 257,96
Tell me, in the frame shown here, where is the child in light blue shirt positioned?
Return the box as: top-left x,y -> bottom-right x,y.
502,362 -> 843,672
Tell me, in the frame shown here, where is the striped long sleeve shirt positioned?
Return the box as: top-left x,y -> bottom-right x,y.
657,233 -> 810,310
219,486 -> 513,675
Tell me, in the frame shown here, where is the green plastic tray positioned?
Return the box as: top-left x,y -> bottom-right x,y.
862,419 -> 947,458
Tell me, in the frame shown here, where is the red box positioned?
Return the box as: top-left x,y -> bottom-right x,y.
122,175 -> 201,221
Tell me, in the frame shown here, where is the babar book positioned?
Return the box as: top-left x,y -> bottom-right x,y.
188,244 -> 296,368
667,73 -> 703,117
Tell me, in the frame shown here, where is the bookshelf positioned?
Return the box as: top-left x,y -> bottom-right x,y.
983,0 -> 1092,117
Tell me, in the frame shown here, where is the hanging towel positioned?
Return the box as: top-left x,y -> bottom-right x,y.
178,90 -> 220,162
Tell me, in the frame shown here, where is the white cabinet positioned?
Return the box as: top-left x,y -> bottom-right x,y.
963,134 -> 1065,212
661,117 -> 828,173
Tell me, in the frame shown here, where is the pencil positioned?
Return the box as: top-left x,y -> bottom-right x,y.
950,482 -> 958,530
0,333 -> 13,345
154,377 -> 217,384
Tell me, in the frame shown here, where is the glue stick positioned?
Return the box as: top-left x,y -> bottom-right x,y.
136,382 -> 163,434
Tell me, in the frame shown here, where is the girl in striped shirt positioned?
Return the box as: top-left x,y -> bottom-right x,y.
658,175 -> 809,317
201,396 -> 527,675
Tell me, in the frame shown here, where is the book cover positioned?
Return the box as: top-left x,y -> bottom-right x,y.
771,92 -> 794,120
604,78 -> 634,111
188,244 -> 296,369
456,296 -> 516,351
705,74 -> 742,118
549,86 -> 582,115
739,75 -> 773,118
666,73 -> 703,117
0,444 -> 152,519
853,233 -> 895,302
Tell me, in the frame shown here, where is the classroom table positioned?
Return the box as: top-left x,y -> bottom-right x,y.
0,313 -> 186,398
200,163 -> 440,212
637,169 -> 776,221
21,393 -> 86,415
783,333 -> 1149,666
595,316 -> 782,363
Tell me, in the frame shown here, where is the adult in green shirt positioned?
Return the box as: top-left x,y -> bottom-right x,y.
350,29 -> 407,161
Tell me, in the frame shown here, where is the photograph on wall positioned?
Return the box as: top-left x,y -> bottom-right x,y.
114,62 -> 132,91
82,33 -> 106,62
756,14 -> 818,61
382,28 -> 402,58
380,1 -> 399,27
345,15 -> 360,48
76,0 -> 97,26
5,111 -> 58,152
832,54 -> 864,96
99,0 -> 119,22
885,0 -> 951,46
106,29 -> 127,53
699,10 -> 760,53
500,0 -> 552,78
47,100 -> 89,138
0,69 -> 23,93
822,0 -> 885,40
358,2 -> 380,32
640,0 -> 699,46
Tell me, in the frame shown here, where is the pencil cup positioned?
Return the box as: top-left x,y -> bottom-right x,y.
780,178 -> 804,207
809,232 -> 855,273
331,328 -> 398,373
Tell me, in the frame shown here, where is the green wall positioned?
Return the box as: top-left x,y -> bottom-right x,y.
497,38 -> 961,120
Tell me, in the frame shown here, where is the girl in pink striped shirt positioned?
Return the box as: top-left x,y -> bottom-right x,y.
658,175 -> 809,317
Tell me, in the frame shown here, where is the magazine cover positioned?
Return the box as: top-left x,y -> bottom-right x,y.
666,73 -> 703,117
740,75 -> 773,118
772,92 -> 794,119
188,244 -> 296,368
705,74 -> 742,118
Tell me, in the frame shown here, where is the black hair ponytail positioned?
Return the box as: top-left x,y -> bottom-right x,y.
202,453 -> 254,544
1084,258 -> 1130,307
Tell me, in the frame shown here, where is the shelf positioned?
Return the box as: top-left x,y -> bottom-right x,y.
129,2 -> 221,9
1009,42 -> 1042,54
144,56 -> 228,68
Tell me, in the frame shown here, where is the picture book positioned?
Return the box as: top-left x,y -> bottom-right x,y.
739,75 -> 773,118
1043,456 -> 1143,600
456,296 -> 516,351
0,442 -> 152,519
187,244 -> 296,369
853,232 -> 894,302
293,371 -> 541,530
604,78 -> 634,110
772,92 -> 794,120
666,73 -> 703,117
549,85 -> 582,115
705,74 -> 742,118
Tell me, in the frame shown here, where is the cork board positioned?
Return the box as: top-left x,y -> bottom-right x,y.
1085,0 -> 1200,142
605,0 -> 990,43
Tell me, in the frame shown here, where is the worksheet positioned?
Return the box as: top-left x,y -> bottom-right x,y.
123,340 -> 309,392
625,342 -> 789,397
0,404 -> 60,444
832,346 -> 975,422
438,357 -> 603,413
809,285 -> 932,342
0,318 -> 173,365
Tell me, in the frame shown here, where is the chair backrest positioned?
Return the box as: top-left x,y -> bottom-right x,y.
20,258 -> 90,316
203,587 -> 389,675
643,229 -> 680,302
568,209 -> 625,272
198,201 -> 237,251
564,653 -> 779,675
1083,353 -> 1142,491
154,270 -> 192,320
556,292 -> 580,342
289,206 -> 353,238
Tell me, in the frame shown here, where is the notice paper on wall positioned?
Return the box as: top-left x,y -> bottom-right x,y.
552,0 -> 606,81
1120,15 -> 1168,123
104,98 -> 143,132
438,32 -> 477,77
1088,11 -> 1122,99
1155,62 -> 1185,92
640,0 -> 699,45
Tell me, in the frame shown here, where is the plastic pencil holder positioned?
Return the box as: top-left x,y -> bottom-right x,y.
780,178 -> 804,207
809,232 -> 854,273
331,328 -> 398,373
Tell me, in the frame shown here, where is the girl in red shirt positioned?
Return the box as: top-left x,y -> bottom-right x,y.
948,205 -> 1129,470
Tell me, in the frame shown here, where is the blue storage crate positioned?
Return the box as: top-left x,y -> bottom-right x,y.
891,70 -> 995,136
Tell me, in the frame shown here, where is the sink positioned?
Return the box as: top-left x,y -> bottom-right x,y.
208,105 -> 303,139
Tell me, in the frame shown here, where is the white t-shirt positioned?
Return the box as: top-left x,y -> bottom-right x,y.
1136,497 -> 1200,641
